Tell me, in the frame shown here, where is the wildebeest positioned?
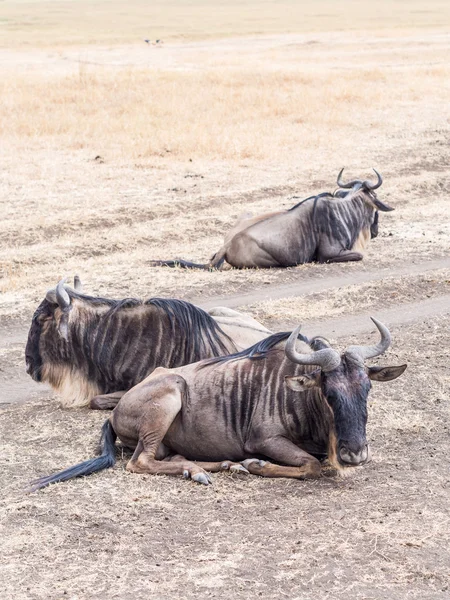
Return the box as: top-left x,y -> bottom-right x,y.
29,318 -> 406,491
150,169 -> 394,270
25,277 -> 272,410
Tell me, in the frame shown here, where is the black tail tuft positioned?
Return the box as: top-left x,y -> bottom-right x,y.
28,420 -> 117,492
149,259 -> 212,270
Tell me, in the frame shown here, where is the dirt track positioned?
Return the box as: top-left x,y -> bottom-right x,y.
196,257 -> 450,310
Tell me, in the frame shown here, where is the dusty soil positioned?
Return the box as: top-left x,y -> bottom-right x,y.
1,10 -> 450,600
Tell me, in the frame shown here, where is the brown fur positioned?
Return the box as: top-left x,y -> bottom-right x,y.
27,287 -> 273,409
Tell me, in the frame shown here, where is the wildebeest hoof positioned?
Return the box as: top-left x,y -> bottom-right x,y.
220,461 -> 249,474
192,472 -> 212,485
230,464 -> 249,474
241,459 -> 267,469
183,469 -> 190,479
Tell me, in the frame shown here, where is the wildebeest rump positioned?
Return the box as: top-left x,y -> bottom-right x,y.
150,169 -> 394,270
25,278 -> 272,409
29,318 -> 406,491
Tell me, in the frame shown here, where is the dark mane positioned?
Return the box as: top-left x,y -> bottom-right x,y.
146,298 -> 235,358
199,330 -> 302,368
288,192 -> 333,212
68,290 -> 121,308
68,291 -> 236,359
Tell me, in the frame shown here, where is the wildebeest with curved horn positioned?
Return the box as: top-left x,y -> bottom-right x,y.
29,317 -> 406,491
150,169 -> 393,270
25,277 -> 272,410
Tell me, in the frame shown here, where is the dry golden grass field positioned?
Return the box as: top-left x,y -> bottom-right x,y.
1,1 -> 450,599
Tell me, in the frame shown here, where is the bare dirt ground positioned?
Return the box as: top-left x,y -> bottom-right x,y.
1,2 -> 450,598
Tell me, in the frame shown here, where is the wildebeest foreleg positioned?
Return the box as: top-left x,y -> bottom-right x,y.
128,452 -> 213,485
90,391 -> 126,410
243,436 -> 321,479
242,458 -> 321,479
192,460 -> 249,474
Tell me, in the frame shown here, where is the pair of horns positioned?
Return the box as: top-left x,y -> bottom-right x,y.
337,168 -> 383,191
285,318 -> 391,372
47,276 -> 82,309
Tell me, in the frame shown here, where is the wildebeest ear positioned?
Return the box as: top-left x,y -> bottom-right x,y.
372,198 -> 394,212
45,290 -> 57,304
285,371 -> 321,392
367,364 -> 407,381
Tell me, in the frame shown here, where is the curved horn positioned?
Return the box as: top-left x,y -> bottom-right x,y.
337,168 -> 352,189
55,278 -> 71,310
285,325 -> 341,372
363,168 -> 383,190
336,168 -> 362,190
347,317 -> 391,361
73,275 -> 82,291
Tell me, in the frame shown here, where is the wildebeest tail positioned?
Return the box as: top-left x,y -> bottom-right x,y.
149,259 -> 213,270
150,249 -> 227,271
28,419 -> 117,492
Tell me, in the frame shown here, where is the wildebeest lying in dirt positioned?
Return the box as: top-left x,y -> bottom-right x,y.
150,169 -> 394,270
29,318 -> 406,491
25,277 -> 272,410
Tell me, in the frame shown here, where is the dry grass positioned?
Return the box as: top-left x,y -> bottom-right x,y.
2,58 -> 449,162
2,0 -> 450,48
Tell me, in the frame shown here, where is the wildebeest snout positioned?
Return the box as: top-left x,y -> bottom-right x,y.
339,443 -> 371,466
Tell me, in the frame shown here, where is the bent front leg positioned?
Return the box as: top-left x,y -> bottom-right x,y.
318,237 -> 363,263
129,452 -> 213,485
244,436 -> 321,479
194,460 -> 249,475
90,391 -> 127,410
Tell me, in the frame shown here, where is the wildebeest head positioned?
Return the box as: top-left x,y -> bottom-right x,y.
284,318 -> 406,467
25,277 -> 83,382
335,168 -> 394,239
